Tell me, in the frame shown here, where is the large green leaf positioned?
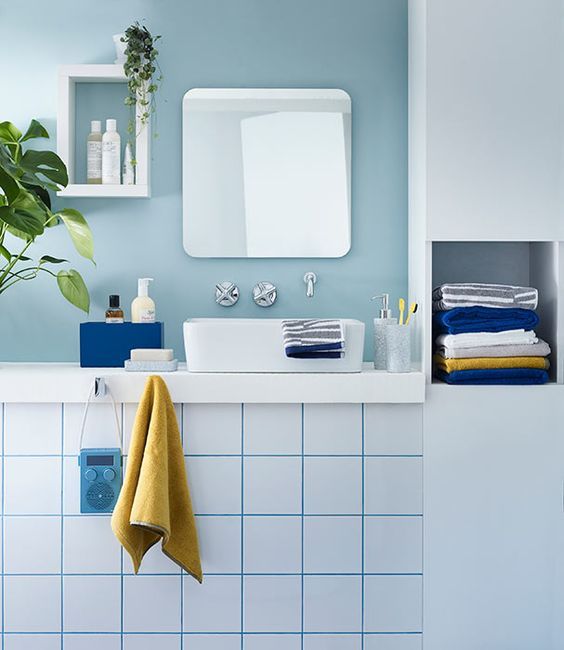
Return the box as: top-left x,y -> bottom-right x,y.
20,150 -> 68,188
0,195 -> 44,236
58,208 -> 94,262
21,183 -> 51,212
0,167 -> 19,202
0,122 -> 22,145
0,143 -> 20,177
21,119 -> 49,143
6,225 -> 33,241
57,269 -> 90,312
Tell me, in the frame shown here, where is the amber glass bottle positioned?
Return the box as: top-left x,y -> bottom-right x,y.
105,295 -> 124,323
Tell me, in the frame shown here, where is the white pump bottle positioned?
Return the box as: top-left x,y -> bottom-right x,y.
131,278 -> 155,323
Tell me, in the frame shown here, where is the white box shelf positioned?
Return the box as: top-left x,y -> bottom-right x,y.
57,64 -> 150,198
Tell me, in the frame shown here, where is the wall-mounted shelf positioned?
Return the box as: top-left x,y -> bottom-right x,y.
57,184 -> 149,198
57,64 -> 150,198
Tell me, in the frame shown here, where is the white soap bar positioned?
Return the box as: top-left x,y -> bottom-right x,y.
130,348 -> 174,361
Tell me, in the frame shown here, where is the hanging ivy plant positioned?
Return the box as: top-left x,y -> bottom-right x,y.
122,22 -> 162,140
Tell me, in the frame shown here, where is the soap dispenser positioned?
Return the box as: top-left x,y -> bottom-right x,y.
131,278 -> 155,323
371,293 -> 397,370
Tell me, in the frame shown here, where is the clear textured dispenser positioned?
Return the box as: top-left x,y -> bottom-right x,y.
371,293 -> 397,370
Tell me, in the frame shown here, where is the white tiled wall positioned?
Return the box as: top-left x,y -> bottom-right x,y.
0,401 -> 423,648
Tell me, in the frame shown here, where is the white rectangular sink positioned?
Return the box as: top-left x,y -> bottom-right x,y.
184,318 -> 365,373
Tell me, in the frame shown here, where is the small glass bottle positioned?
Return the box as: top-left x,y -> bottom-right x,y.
105,295 -> 124,323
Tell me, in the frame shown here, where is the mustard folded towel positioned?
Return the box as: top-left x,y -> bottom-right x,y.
433,354 -> 549,373
111,376 -> 202,582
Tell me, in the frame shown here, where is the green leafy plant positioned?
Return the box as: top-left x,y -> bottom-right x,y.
0,119 -> 94,312
122,22 -> 162,140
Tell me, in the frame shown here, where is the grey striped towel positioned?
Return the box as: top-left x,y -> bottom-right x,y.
432,283 -> 538,311
282,319 -> 344,359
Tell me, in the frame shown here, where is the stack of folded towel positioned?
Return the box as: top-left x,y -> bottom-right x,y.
432,283 -> 550,385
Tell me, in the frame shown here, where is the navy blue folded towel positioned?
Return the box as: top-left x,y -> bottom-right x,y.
435,367 -> 549,385
433,306 -> 539,335
282,319 -> 344,359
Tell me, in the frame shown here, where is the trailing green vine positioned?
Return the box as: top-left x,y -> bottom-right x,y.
122,22 -> 162,142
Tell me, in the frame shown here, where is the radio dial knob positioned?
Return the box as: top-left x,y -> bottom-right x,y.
84,468 -> 97,482
103,468 -> 116,481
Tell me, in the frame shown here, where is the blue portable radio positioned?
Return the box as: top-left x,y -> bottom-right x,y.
79,448 -> 122,513
79,379 -> 123,514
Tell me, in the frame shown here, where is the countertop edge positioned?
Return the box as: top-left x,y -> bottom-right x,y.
0,363 -> 425,404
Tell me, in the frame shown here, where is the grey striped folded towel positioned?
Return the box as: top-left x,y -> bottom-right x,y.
432,282 -> 538,311
282,319 -> 344,359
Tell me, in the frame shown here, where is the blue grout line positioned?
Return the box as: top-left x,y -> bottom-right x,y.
60,403 -> 65,648
120,403 -> 125,650
1,631 -> 423,636
1,403 -> 4,650
1,453 -> 423,459
180,403 -> 184,650
240,403 -> 245,650
300,403 -> 305,650
0,512 -> 423,518
361,403 -> 365,650
0,572 -> 422,577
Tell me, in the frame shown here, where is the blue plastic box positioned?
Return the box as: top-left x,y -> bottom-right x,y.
80,322 -> 164,367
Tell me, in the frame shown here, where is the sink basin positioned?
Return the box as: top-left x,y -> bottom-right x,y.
184,318 -> 365,373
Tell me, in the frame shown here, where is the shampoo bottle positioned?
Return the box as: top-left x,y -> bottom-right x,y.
86,120 -> 102,184
371,293 -> 397,370
102,119 -> 121,184
131,278 -> 155,323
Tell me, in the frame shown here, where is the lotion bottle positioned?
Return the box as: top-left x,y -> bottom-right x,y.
102,119 -> 121,184
371,293 -> 397,370
131,278 -> 155,323
86,120 -> 102,184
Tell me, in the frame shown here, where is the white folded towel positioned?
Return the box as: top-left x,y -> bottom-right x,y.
436,329 -> 538,350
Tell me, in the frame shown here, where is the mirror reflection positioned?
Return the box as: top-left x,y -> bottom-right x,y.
182,89 -> 351,258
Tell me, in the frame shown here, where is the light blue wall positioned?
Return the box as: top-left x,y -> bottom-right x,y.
0,0 -> 407,362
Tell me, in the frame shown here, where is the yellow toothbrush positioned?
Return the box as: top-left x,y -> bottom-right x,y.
398,298 -> 406,325
405,302 -> 418,326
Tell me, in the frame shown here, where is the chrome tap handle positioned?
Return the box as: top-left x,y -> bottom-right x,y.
253,281 -> 277,307
304,272 -> 317,298
215,281 -> 240,307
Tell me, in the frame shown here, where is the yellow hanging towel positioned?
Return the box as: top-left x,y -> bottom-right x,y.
111,375 -> 202,582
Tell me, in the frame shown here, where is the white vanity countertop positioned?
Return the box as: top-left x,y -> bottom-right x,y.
0,363 -> 425,403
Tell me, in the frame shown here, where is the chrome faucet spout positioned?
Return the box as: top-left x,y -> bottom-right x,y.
304,272 -> 317,298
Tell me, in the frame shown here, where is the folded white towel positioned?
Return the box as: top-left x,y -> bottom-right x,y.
436,330 -> 538,350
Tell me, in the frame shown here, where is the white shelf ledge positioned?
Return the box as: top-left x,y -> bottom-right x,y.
58,184 -> 150,198
0,363 -> 425,404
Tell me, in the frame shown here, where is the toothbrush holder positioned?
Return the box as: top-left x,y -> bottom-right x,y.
385,323 -> 411,373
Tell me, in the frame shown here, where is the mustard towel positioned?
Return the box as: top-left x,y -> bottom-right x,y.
111,376 -> 202,582
433,354 -> 549,373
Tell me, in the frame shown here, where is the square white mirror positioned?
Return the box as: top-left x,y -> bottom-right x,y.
182,88 -> 351,258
